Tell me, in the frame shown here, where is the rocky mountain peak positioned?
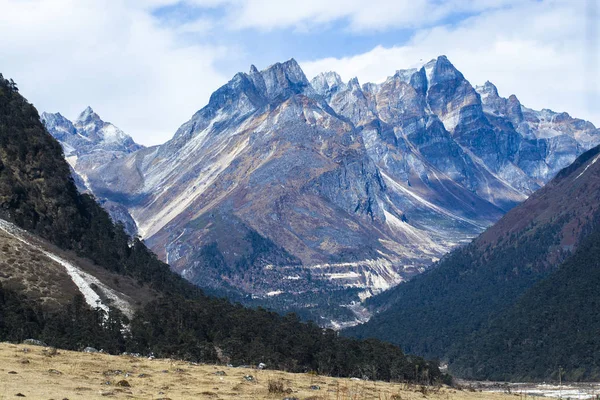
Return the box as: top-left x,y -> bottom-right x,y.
44,108 -> 142,155
477,81 -> 500,98
40,112 -> 77,140
476,81 -> 503,110
348,77 -> 361,89
41,110 -> 68,123
311,71 -> 345,96
427,56 -> 464,84
76,106 -> 100,124
475,82 -> 525,125
269,58 -> 305,79
205,59 -> 312,115
258,58 -> 310,101
361,82 -> 381,95
393,68 -> 419,84
204,71 -> 259,114
422,56 -> 479,133
507,94 -> 520,104
74,106 -> 107,142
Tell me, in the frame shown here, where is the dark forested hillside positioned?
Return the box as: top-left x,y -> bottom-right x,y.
346,144 -> 600,380
449,223 -> 600,381
0,74 -> 444,383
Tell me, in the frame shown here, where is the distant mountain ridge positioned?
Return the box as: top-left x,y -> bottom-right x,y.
42,107 -> 143,236
42,107 -> 142,172
45,56 -> 600,325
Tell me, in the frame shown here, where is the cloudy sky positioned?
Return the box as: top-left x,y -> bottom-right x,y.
1,0 -> 598,145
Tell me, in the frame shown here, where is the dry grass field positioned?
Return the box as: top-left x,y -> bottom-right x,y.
0,342 -> 518,400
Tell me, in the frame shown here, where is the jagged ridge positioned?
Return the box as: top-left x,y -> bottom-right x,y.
42,107 -> 143,235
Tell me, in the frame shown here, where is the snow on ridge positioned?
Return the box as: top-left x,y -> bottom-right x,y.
99,124 -> 127,143
575,154 -> 600,180
0,219 -> 134,318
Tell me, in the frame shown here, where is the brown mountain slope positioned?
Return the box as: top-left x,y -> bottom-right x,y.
477,145 -> 600,251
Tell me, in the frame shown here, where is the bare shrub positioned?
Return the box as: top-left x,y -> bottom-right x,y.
268,379 -> 285,394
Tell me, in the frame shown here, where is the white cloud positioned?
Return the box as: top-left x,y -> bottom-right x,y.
301,0 -> 600,127
2,0 -> 598,147
218,0 -> 524,32
0,0 -> 230,146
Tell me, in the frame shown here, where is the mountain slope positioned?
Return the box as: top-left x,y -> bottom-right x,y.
0,73 -> 443,382
450,219 -> 600,381
347,145 -> 600,366
55,57 -> 599,325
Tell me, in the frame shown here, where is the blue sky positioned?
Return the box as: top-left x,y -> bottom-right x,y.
149,1 -> 485,77
152,2 -> 426,69
0,0 -> 598,145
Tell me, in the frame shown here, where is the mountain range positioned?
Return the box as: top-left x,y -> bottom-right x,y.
0,72 -> 441,382
42,56 -> 600,325
5,50 -> 600,381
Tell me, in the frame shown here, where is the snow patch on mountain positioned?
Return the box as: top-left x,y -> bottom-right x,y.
0,219 -> 134,318
575,154 -> 600,180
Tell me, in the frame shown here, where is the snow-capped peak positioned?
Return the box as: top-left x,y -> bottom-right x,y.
76,106 -> 98,123
44,107 -> 143,160
475,81 -> 500,99
72,107 -> 137,145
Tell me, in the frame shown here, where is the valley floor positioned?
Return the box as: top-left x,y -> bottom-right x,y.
459,380 -> 600,399
0,342 -> 515,400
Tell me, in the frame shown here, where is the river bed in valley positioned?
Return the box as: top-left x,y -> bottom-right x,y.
459,380 -> 600,399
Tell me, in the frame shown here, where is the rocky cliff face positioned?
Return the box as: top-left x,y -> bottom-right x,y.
317,56 -> 597,209
42,108 -> 143,235
56,57 -> 599,326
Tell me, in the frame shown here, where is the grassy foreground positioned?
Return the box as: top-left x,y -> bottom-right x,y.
0,342 -> 513,399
